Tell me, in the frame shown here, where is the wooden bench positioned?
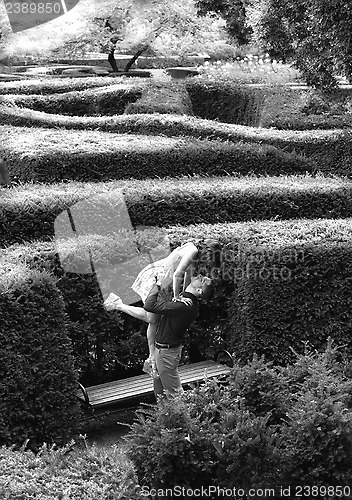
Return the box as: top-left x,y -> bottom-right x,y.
78,350 -> 233,412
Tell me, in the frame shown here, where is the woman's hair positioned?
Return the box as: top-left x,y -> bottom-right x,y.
194,238 -> 222,274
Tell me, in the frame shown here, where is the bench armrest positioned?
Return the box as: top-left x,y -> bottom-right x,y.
78,382 -> 90,409
214,349 -> 234,367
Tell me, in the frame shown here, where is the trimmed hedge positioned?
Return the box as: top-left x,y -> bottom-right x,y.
0,238 -> 159,384
222,218 -> 352,365
0,262 -> 79,450
0,76 -> 129,95
3,218 -> 352,379
185,79 -> 267,126
2,175 -> 352,247
260,86 -> 352,130
0,125 -> 313,183
2,84 -> 144,116
0,443 -> 142,499
124,82 -> 193,115
1,105 -> 351,175
125,347 -> 352,491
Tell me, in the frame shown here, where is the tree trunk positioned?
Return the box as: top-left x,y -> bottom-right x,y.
108,50 -> 119,72
124,45 -> 148,72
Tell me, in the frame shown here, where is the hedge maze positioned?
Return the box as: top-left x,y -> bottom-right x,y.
1,75 -> 352,447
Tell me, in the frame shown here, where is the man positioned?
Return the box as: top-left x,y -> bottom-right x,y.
105,274 -> 213,399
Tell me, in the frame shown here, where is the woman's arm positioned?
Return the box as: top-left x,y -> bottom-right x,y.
172,243 -> 198,298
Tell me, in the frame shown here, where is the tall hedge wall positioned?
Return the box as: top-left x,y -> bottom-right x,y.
3,218 -> 352,380
220,219 -> 352,365
0,262 -> 79,449
2,175 -> 352,247
0,125 -> 313,183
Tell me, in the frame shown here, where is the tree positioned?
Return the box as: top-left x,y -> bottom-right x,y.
249,0 -> 352,90
1,0 -> 227,72
81,0 -> 227,72
196,0 -> 252,45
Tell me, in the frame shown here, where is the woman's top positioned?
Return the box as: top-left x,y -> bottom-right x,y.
131,241 -> 198,303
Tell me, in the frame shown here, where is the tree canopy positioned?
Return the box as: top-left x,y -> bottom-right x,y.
249,0 -> 352,90
0,0 -> 227,70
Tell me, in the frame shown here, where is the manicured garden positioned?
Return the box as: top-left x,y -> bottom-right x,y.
1,60 -> 352,498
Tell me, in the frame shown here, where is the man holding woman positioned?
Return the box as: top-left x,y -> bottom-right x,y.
105,240 -> 215,398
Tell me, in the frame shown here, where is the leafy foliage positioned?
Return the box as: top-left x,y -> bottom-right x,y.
251,0 -> 352,90
196,0 -> 252,44
125,343 -> 352,490
0,263 -> 79,450
0,440 -> 142,499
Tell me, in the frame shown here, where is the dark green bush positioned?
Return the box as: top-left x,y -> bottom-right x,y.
124,82 -> 193,116
4,218 -> 352,383
1,124 -> 313,183
4,175 -> 352,247
0,76 -> 123,95
225,355 -> 291,426
125,345 -> 352,493
281,342 -> 352,488
186,78 -> 267,126
125,386 -> 284,492
225,221 -> 352,365
0,262 -> 79,450
0,441 -> 142,499
6,85 -> 143,116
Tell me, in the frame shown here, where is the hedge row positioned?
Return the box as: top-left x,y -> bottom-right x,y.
2,84 -> 144,116
185,79 -> 267,127
0,443 -> 141,499
0,262 -> 79,450
260,86 -> 352,130
124,82 -> 193,116
2,175 -> 352,247
3,218 -> 352,378
0,76 -> 127,95
0,125 -> 312,183
1,103 -> 350,175
126,350 -> 352,492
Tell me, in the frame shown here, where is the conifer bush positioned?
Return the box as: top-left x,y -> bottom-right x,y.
0,262 -> 79,450
186,79 -> 267,126
125,344 -> 352,493
0,441 -> 142,499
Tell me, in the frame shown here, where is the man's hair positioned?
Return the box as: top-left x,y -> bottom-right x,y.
201,278 -> 213,300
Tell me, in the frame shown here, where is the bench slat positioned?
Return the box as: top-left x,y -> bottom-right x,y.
78,360 -> 231,409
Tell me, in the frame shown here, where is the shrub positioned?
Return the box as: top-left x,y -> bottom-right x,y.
0,76 -> 124,95
1,125 -> 313,183
222,218 -> 352,365
0,441 -> 142,499
186,79 -> 267,126
0,262 -> 79,450
225,355 -> 291,426
5,175 -> 352,247
124,345 -> 352,493
125,386 -> 284,491
281,342 -> 352,488
5,85 -> 143,116
124,82 -> 193,116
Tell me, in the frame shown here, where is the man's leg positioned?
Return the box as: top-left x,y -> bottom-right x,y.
153,345 -> 183,399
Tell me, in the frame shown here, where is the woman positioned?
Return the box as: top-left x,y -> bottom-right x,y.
105,239 -> 218,377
